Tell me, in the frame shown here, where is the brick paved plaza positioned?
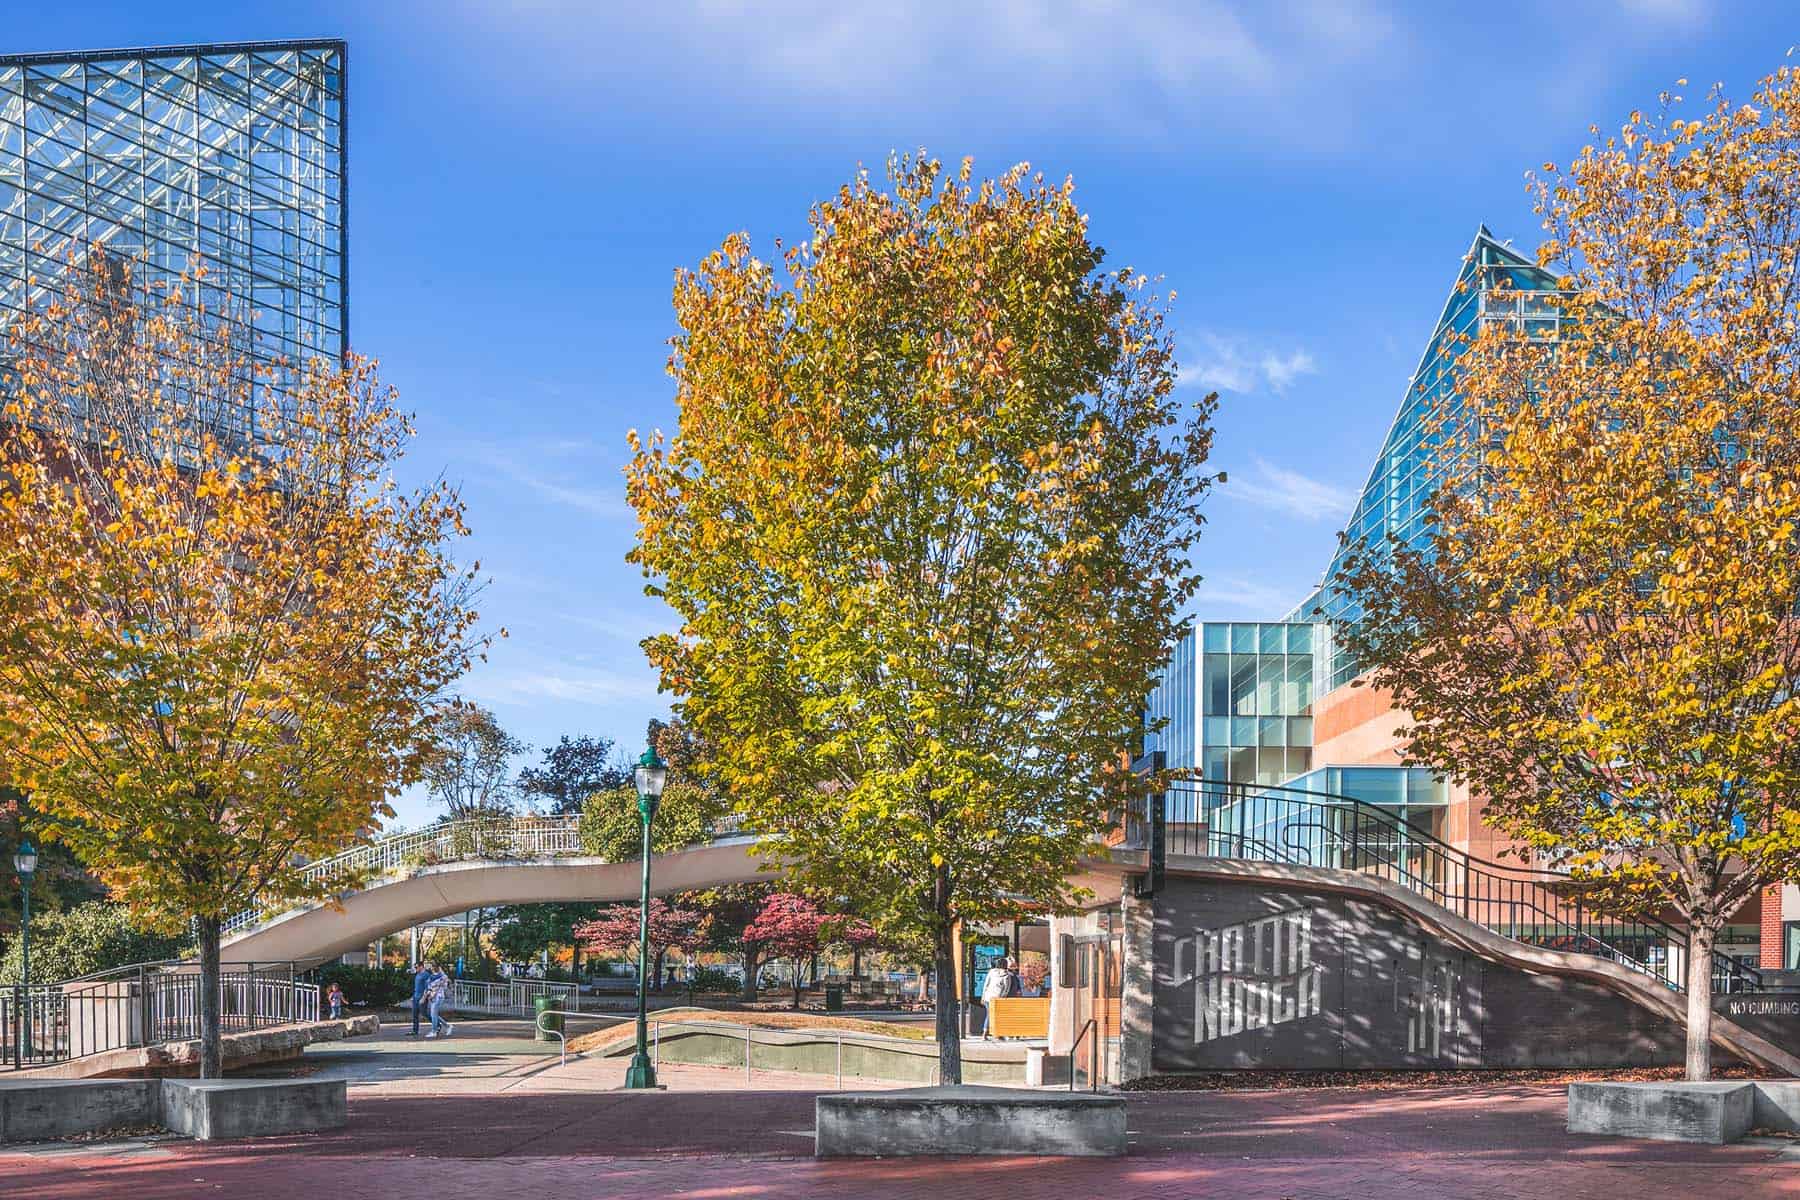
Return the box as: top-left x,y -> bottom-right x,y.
3,1023 -> 1796,1199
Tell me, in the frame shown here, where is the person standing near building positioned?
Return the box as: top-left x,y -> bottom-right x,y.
980,955 -> 1014,1040
410,960 -> 432,1037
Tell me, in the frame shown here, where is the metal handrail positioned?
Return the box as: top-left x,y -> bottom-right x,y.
535,1007 -> 587,1067
1068,1017 -> 1099,1092
1155,777 -> 1765,995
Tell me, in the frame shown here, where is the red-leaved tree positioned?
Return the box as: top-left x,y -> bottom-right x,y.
741,893 -> 876,1009
575,900 -> 708,989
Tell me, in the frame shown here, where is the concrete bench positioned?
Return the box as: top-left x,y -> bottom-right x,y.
0,1076 -> 346,1143
816,1085 -> 1126,1157
1569,1080 -> 1800,1144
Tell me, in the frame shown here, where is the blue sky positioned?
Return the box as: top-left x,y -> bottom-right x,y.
11,1 -> 1793,826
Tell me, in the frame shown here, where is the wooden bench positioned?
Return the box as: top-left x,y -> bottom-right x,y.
987,996 -> 1050,1039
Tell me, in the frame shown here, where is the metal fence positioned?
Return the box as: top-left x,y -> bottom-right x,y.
448,977 -> 581,1015
3,960 -> 319,1070
1139,778 -> 1766,997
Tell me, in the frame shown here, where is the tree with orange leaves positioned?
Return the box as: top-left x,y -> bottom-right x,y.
627,155 -> 1217,1081
0,259 -> 488,1076
1341,66 -> 1800,1080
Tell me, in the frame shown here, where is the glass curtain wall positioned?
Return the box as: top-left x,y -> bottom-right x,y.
1287,228 -> 1563,689
1196,621 -> 1324,789
0,41 -> 347,441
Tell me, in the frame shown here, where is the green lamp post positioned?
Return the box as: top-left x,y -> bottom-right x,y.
624,746 -> 667,1089
13,840 -> 36,1060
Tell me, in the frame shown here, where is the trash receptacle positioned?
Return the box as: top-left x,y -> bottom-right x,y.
824,985 -> 844,1012
534,995 -> 564,1042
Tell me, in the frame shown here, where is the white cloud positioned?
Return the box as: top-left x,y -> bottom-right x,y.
1193,573 -> 1298,616
1226,457 -> 1356,522
1182,333 -> 1319,394
459,442 -> 630,518
464,665 -> 664,709
1615,0 -> 1707,24
465,0 -> 1403,146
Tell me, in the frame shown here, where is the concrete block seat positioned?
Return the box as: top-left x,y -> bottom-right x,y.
1568,1080 -> 1800,1145
0,1076 -> 346,1143
159,1077 -> 346,1141
816,1085 -> 1126,1157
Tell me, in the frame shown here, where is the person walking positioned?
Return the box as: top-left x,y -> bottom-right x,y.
325,981 -> 346,1019
424,962 -> 455,1039
410,960 -> 432,1037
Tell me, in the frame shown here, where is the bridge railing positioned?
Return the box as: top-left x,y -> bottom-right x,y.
1135,777 -> 1765,997
223,811 -> 753,938
222,814 -> 587,936
3,960 -> 319,1071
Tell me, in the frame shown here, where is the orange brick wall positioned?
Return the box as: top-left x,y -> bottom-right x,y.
1761,884 -> 1784,969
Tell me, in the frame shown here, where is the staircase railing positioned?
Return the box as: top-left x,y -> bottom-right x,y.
3,959 -> 317,1070
1139,777 -> 1764,996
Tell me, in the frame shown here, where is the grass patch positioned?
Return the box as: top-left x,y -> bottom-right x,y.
564,1007 -> 932,1055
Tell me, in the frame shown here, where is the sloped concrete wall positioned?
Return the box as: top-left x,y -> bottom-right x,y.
1149,877 -> 1696,1072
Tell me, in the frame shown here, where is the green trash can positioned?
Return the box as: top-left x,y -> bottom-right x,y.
534,994 -> 564,1042
824,985 -> 844,1012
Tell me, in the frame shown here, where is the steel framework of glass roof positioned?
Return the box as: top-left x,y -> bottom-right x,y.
1286,227 -> 1562,688
0,39 -> 347,426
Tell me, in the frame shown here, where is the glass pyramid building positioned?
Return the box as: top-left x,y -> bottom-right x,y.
1285,227 -> 1564,689
0,39 -> 347,430
1146,228 -> 1566,790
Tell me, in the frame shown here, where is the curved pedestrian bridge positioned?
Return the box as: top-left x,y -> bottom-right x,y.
221,815 -> 767,965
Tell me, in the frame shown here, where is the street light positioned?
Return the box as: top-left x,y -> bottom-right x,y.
624,747 -> 666,1089
13,840 -> 36,1060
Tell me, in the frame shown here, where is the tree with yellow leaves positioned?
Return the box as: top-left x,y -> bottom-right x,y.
1340,67 -> 1800,1079
0,257 -> 487,1076
628,155 -> 1218,1081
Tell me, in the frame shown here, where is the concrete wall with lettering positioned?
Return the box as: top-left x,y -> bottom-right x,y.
1149,877 -> 1700,1072
1714,991 -> 1800,1054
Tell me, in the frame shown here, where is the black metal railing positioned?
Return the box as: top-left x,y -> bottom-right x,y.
1132,777 -> 1764,997
3,959 -> 318,1070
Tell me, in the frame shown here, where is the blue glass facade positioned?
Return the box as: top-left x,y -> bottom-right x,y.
1144,620 -> 1327,787
0,41 -> 348,433
1287,228 -> 1562,689
1147,228 -> 1559,800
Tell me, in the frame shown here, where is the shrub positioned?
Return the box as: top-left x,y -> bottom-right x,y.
0,901 -> 188,984
687,965 -> 739,993
315,962 -> 413,1008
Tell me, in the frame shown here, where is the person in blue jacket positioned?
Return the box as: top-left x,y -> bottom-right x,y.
410,960 -> 432,1037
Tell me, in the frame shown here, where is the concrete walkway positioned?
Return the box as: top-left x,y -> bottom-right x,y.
6,1077 -> 1800,1198
11,1021 -> 1794,1199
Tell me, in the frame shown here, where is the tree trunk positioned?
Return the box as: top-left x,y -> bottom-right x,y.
741,947 -> 761,1002
933,923 -> 962,1085
653,947 -> 667,992
197,915 -> 223,1080
1684,924 -> 1717,1082
571,940 -> 581,984
792,960 -> 803,1010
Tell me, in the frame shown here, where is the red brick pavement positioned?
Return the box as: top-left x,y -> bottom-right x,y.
6,1083 -> 1796,1199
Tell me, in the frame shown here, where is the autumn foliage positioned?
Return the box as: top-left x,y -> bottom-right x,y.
1339,66 -> 1800,1079
627,154 -> 1216,1079
0,259 -> 486,1074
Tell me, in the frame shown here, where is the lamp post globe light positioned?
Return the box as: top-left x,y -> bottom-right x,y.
624,747 -> 667,1090
13,839 -> 37,1060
